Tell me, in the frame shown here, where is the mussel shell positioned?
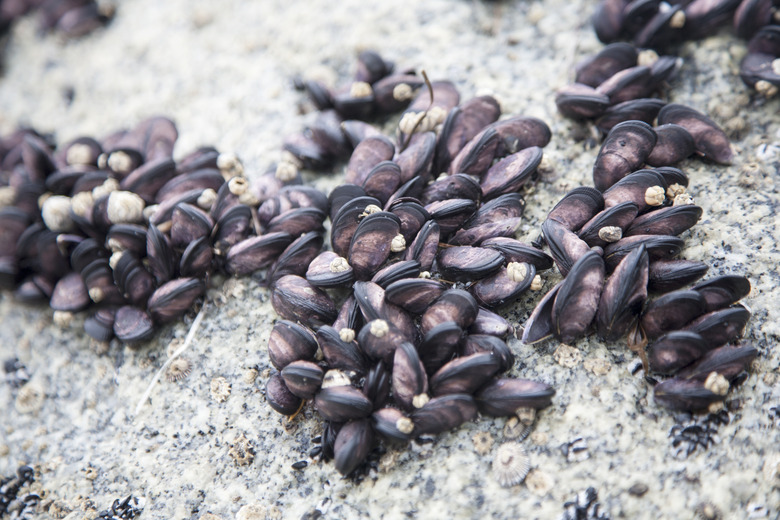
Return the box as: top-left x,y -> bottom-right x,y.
421,173 -> 481,205
625,205 -> 702,237
105,223 -> 148,256
648,331 -> 711,375
461,334 -> 515,371
113,252 -> 156,306
362,360 -> 391,408
447,127 -> 500,177
491,116 -> 552,156
84,307 -> 116,342
421,289 -> 479,334
677,345 -> 758,382
653,377 -> 726,412
578,201 -> 639,248
271,275 -> 337,329
691,275 -> 751,313
552,251 -> 605,343
595,65 -> 653,104
266,372 -> 302,416
119,157 -> 177,203
317,325 -> 369,374
657,103 -> 733,164
542,219 -> 592,277
411,394 -> 478,435
268,320 -> 318,370
595,98 -> 666,135
464,193 -> 525,229
546,186 -> 604,232
480,146 -> 542,200
265,207 -> 326,238
147,277 -> 204,323
281,360 -> 324,400
170,203 -> 214,249
475,378 -> 555,415
646,124 -> 696,166
593,120 -> 657,191
596,244 -> 649,341
267,231 -> 324,285
345,135 -> 395,186
468,308 -> 512,339
224,232 -> 293,276
306,251 -> 355,288
603,235 -> 684,272
330,195 -> 382,257
146,225 -> 177,283
471,262 -> 536,308
734,0 -> 775,39
333,419 -> 374,476
683,305 -> 751,348
435,96 -> 501,173
348,211 -> 402,280
388,200 -> 429,244
425,198 -> 478,236
555,83 -> 611,119
371,260 -> 420,288
314,386 -> 373,423
403,219 -> 440,271
394,131 -> 436,184
50,272 -> 90,312
179,236 -> 213,278
392,341 -> 429,411
358,319 -> 407,365
481,237 -> 553,271
362,161 -> 401,205
521,282 -> 560,344
384,278 -> 447,314
641,289 -> 707,340
648,259 -> 709,293
113,305 -> 155,344
155,168 -> 224,203
448,218 -> 522,247
430,352 -> 501,396
372,407 -> 414,443
575,42 -> 638,87
372,74 -> 424,113
436,246 -> 504,283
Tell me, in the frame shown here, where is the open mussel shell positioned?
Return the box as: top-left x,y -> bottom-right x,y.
471,262 -> 537,308
691,275 -> 751,313
271,275 -> 337,329
646,124 -> 696,167
281,360 -> 324,400
334,419 -> 374,476
647,330 -> 710,375
315,385 -> 374,423
268,320 -> 318,371
480,146 -> 542,200
653,377 -> 727,412
392,341 -> 429,411
546,187 -> 604,232
640,290 -> 706,340
384,278 -> 446,314
306,251 -> 354,288
475,378 -> 555,416
657,104 -> 733,164
372,407 -> 414,443
430,352 -> 501,396
436,246 -> 504,283
593,120 -> 657,191
410,394 -> 478,435
113,305 -> 155,344
683,305 -> 751,348
266,372 -> 302,416
50,272 -> 90,312
224,232 -> 293,276
552,251 -> 605,344
596,244 -> 648,341
147,277 -> 204,323
625,205 -> 702,237
648,259 -> 709,293
421,289 -> 479,335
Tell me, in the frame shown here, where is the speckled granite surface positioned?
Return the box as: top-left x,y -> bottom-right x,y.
0,1 -> 778,519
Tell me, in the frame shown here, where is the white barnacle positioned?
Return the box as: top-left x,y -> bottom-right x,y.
41,195 -> 75,232
669,9 -> 686,28
108,251 -> 123,269
166,357 -> 193,382
92,177 -> 119,199
322,369 -> 352,389
637,49 -> 659,67
598,225 -> 623,243
418,271 -> 431,279
396,417 -> 414,435
52,310 -> 73,328
217,152 -> 244,179
88,286 -> 105,303
370,319 -> 389,338
197,188 -> 217,210
673,193 -> 694,206
392,83 -> 414,102
66,143 -> 94,165
704,371 -> 729,396
107,150 -> 134,174
350,81 -> 373,98
755,80 -> 778,98
645,185 -> 665,206
228,176 -> 249,196
238,190 -> 259,207
493,442 -> 531,487
412,393 -> 430,408
425,105 -> 448,127
666,183 -> 687,199
507,262 -> 529,283
142,204 -> 159,222
773,58 -> 780,76
0,186 -> 16,207
275,161 -> 298,182
360,204 -> 382,218
338,328 -> 356,343
329,256 -> 350,273
107,191 -> 145,224
530,274 -> 543,291
70,191 -> 94,217
398,111 -> 426,135
390,233 -> 406,253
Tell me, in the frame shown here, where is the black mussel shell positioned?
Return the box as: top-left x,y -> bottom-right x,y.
345,135 -> 395,186
521,282 -> 560,344
468,308 -> 511,338
603,169 -> 666,213
430,352 -> 501,396
480,146 -> 542,200
113,305 -> 155,344
317,325 -> 369,375
372,407 -> 414,443
691,275 -> 751,313
224,232 -> 293,276
392,341 -> 429,411
50,272 -> 89,312
482,237 -> 553,271
266,372 -> 302,416
435,96 -> 501,173
471,262 -> 536,308
113,252 -> 156,306
475,378 -> 555,416
646,124 -> 696,166
425,198 -> 478,236
625,205 -> 702,237
421,289 -> 479,335
315,386 -> 374,423
146,225 -> 177,283
648,259 -> 709,293
362,161 -> 401,206
264,207 -> 326,238
268,320 -> 318,371
683,305 -> 751,348
578,201 -> 639,248
105,223 -> 148,256
306,251 -> 355,288
657,104 -> 733,164
410,394 -> 478,435
281,360 -> 325,400
447,127 -> 500,177
653,377 -> 726,412
363,361 -> 391,409
395,131 -> 436,184
147,277 -> 204,323
170,203 -> 214,249
448,218 -> 522,247
330,195 -> 382,258
84,307 -> 116,342
575,43 -> 638,87
268,231 -> 324,285
677,345 -> 758,382
333,418 -> 374,476
371,260 -> 420,288
421,173 -> 481,205
640,289 -> 706,340
555,83 -> 611,119
179,236 -> 213,278
462,334 -> 515,372
603,235 -> 683,272
271,275 -> 337,329
648,330 -> 711,375
552,251 -> 605,343
348,211 -> 402,281
596,244 -> 649,341
546,187 -> 604,232
384,278 -> 447,315
388,200 -> 429,244
595,98 -> 666,135
593,120 -> 657,191
595,65 -> 653,104
403,219 -> 440,272
542,219 -> 592,277
436,246 -> 504,283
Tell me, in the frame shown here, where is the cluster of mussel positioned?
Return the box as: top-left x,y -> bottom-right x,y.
523,122 -> 755,412
557,43 -> 736,173
265,55 -> 560,476
0,0 -> 113,41
591,0 -> 780,95
0,465 -> 37,518
0,115 -> 314,344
